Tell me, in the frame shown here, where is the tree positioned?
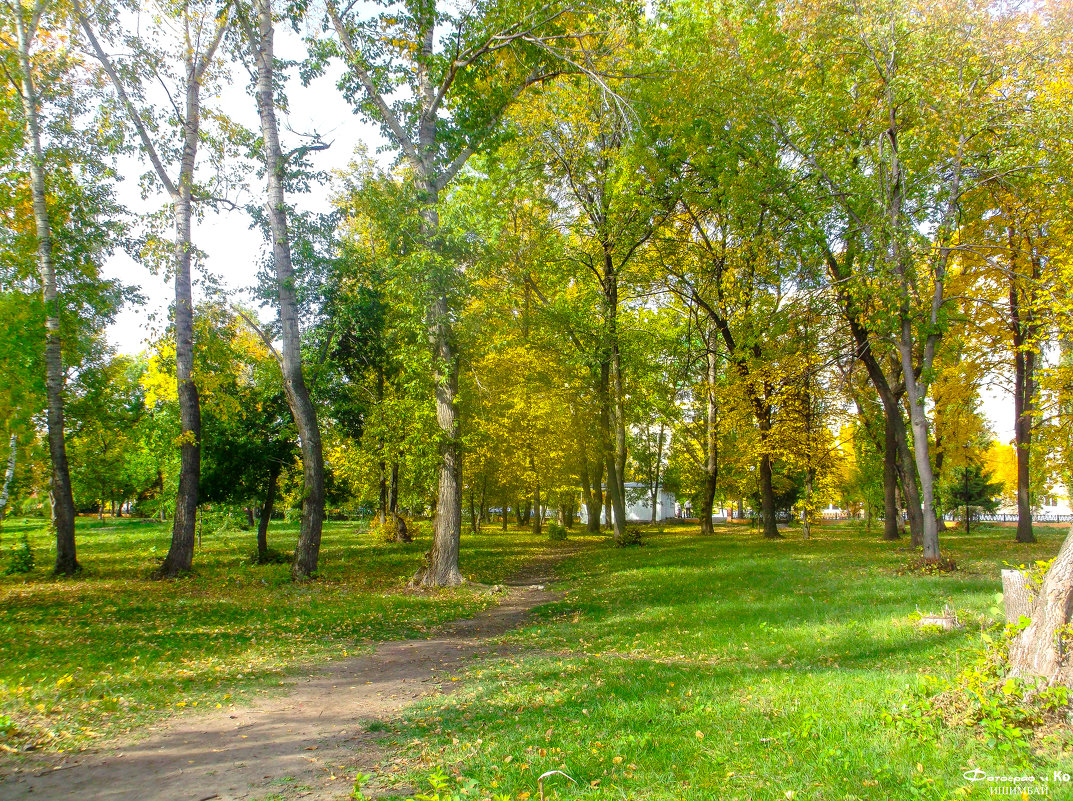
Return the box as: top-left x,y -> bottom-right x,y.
66,352 -> 145,516
77,0 -> 231,576
196,306 -> 296,562
236,0 -> 326,579
7,0 -> 80,573
316,0 -> 630,582
943,463 -> 1000,537
4,0 -> 125,571
761,0 -> 1043,560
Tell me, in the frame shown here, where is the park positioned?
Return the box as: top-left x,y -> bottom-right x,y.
4,0 -> 1073,798
0,517 -> 1070,800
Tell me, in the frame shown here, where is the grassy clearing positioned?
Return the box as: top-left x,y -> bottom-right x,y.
376,522 -> 1073,801
0,515 -> 554,752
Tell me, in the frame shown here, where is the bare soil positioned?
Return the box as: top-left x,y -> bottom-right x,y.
0,552 -> 569,801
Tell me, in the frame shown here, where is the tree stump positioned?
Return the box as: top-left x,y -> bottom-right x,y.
1002,568 -> 1032,624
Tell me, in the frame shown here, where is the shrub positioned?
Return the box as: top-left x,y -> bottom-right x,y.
615,525 -> 644,548
370,515 -> 416,543
4,534 -> 34,575
546,522 -> 568,542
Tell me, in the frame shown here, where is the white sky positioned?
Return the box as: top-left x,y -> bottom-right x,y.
102,27 -> 386,356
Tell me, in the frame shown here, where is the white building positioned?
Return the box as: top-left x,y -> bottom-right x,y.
578,482 -> 677,525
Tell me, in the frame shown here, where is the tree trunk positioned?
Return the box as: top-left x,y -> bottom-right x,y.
601,354 -> 626,540
600,252 -> 628,541
1002,568 -> 1032,624
580,453 -> 595,531
246,0 -> 326,580
15,10 -> 78,575
79,10 -> 221,578
826,248 -> 925,547
389,461 -> 399,515
759,452 -> 780,538
882,419 -> 900,540
0,433 -> 16,526
531,478 -> 542,536
1014,330 -> 1037,544
649,423 -> 666,524
156,54 -> 207,579
700,346 -> 718,535
257,466 -> 278,560
899,337 -> 940,559
1008,526 -> 1073,687
379,459 -> 388,526
802,468 -> 815,540
583,452 -> 603,533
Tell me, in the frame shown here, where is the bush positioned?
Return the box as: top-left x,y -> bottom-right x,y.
370,515 -> 416,543
615,525 -> 644,548
5,534 -> 34,575
546,522 -> 568,542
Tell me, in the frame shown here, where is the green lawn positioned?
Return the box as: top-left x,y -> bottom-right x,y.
0,515 -> 550,752
4,518 -> 1073,800
372,522 -> 1073,801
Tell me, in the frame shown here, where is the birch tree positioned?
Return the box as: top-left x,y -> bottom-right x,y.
76,0 -> 231,576
5,0 -> 82,573
236,0 -> 326,579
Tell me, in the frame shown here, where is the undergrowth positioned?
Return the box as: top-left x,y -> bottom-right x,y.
887,594 -> 1072,763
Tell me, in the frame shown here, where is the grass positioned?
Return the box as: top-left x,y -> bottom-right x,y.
368,521 -> 1073,801
5,517 -> 1073,800
0,514 -> 554,752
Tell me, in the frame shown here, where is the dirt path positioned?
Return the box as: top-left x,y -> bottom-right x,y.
0,553 -> 570,801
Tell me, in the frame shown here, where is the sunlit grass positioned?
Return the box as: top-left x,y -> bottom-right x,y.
0,515 -> 558,751
378,522 -> 1073,801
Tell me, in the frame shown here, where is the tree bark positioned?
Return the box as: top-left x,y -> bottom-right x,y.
389,461 -> 399,515
411,171 -> 463,582
257,466 -> 279,560
245,0 -> 326,580
759,452 -> 780,539
899,334 -> 940,559
583,451 -> 603,533
0,433 -> 16,525
531,475 -> 542,536
1002,568 -> 1032,624
1008,526 -> 1073,687
602,254 -> 627,541
650,423 -> 666,524
15,8 -> 78,575
1011,247 -> 1037,544
700,346 -> 718,535
159,182 -> 200,577
880,418 -> 900,539
825,248 -> 925,547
